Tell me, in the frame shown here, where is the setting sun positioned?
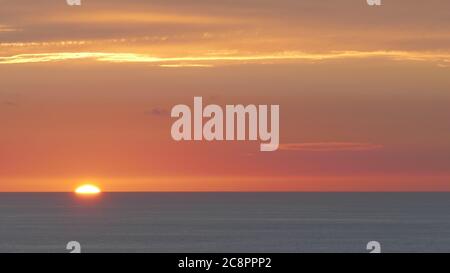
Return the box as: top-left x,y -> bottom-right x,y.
75,184 -> 101,195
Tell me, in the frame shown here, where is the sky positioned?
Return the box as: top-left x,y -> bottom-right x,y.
0,0 -> 449,191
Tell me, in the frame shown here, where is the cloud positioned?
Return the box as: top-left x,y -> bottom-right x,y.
0,25 -> 19,32
279,142 -> 383,152
1,50 -> 449,65
145,107 -> 170,117
46,11 -> 241,25
3,101 -> 18,107
2,1 -> 450,53
160,64 -> 213,68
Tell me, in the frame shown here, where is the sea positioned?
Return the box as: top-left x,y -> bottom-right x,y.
0,193 -> 449,253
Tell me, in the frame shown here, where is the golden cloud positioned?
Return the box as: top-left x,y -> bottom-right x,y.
1,50 -> 449,65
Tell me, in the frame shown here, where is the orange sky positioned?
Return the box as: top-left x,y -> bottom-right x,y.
0,0 -> 449,191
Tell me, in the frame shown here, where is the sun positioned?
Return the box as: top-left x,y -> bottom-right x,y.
75,184 -> 101,195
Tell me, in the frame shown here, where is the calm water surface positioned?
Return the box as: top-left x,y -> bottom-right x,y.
0,193 -> 449,252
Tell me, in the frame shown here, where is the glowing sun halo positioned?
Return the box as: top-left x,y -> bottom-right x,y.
75,184 -> 101,195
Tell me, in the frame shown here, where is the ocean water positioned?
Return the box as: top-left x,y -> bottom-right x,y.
0,193 -> 449,253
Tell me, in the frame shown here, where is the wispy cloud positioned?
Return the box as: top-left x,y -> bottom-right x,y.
279,142 -> 383,152
159,64 -> 214,68
1,50 -> 449,65
45,11 -> 243,25
0,24 -> 20,32
2,101 -> 18,107
144,108 -> 170,117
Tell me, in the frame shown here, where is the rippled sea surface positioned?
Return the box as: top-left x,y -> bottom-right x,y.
1,193 -> 449,253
